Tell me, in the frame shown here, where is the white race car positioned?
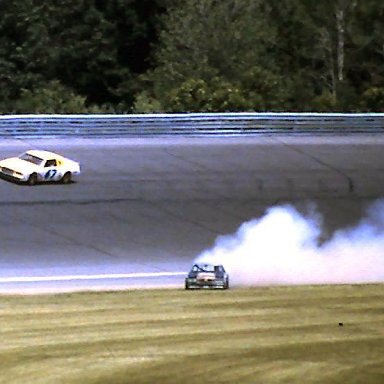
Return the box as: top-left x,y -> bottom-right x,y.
0,150 -> 81,185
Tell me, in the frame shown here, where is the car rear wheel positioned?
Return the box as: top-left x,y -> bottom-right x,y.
61,172 -> 72,184
27,173 -> 38,186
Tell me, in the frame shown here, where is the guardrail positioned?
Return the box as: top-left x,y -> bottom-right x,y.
0,113 -> 384,138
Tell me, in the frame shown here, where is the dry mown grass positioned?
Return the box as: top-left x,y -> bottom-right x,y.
1,284 -> 383,384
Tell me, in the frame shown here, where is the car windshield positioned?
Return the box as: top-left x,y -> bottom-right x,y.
192,264 -> 217,273
19,153 -> 44,166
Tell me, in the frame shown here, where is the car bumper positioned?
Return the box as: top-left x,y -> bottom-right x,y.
185,279 -> 227,289
0,170 -> 26,183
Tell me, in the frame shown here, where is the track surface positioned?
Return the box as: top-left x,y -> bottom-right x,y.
1,134 -> 383,292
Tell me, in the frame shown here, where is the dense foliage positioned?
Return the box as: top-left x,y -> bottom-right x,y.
0,0 -> 383,113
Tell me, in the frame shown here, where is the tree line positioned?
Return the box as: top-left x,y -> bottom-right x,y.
0,0 -> 383,113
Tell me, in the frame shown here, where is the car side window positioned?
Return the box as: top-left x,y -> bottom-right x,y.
45,159 -> 57,167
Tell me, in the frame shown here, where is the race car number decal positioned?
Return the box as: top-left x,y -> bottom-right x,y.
45,170 -> 57,180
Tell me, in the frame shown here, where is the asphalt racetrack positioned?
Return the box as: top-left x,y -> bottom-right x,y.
1,134 -> 383,293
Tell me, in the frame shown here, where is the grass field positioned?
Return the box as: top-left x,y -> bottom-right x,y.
1,284 -> 383,384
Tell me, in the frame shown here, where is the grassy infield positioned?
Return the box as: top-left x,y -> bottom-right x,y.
0,284 -> 383,384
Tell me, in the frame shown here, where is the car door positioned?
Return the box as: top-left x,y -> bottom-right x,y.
43,159 -> 61,181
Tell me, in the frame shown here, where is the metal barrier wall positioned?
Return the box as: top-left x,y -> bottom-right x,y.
0,113 -> 384,138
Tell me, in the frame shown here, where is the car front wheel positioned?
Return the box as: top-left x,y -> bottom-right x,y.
27,173 -> 38,186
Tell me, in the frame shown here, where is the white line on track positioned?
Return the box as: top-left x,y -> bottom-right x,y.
0,272 -> 186,283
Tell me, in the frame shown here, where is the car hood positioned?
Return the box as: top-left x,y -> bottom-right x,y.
197,272 -> 216,280
0,157 -> 39,173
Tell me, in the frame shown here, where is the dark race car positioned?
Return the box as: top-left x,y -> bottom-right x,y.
185,263 -> 229,289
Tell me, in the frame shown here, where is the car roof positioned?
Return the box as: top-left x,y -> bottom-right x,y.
25,150 -> 64,160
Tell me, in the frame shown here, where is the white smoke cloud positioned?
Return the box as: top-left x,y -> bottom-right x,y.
196,200 -> 384,285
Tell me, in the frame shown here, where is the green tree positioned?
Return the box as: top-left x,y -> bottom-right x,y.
348,0 -> 384,110
0,0 -> 383,113
0,0 -> 52,109
139,0 -> 384,112
142,0 -> 285,112
270,0 -> 384,111
12,80 -> 107,113
0,0 -> 167,113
